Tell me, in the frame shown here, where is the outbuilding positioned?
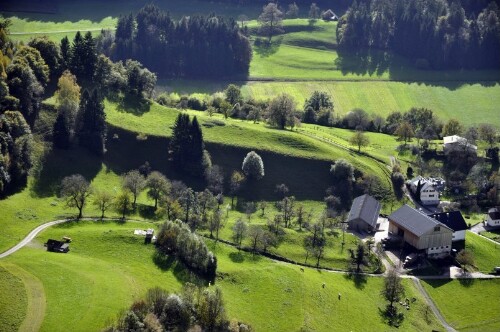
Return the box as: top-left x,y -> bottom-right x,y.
388,205 -> 453,258
486,208 -> 500,228
347,194 -> 381,233
45,239 -> 70,253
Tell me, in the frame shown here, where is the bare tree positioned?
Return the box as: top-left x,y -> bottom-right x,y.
60,174 -> 92,219
93,190 -> 113,219
123,169 -> 146,208
258,3 -> 284,42
232,218 -> 248,249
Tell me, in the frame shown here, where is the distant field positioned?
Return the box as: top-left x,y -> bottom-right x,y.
1,221 -> 442,331
422,279 -> 500,331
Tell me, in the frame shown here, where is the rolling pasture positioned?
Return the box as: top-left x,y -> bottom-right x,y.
0,220 -> 442,331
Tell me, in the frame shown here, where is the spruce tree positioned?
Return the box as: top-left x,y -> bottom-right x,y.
70,31 -> 85,79
188,116 -> 204,175
53,111 -> 71,149
82,31 -> 97,81
78,89 -> 106,155
169,113 -> 191,169
60,36 -> 70,71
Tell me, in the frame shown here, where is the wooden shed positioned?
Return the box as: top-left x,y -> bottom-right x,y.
347,194 -> 381,233
388,205 -> 452,258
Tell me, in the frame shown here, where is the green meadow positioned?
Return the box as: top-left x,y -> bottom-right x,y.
0,220 -> 442,331
422,278 -> 500,331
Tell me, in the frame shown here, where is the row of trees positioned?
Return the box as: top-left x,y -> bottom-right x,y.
107,284 -> 249,332
103,4 -> 252,78
157,219 -> 217,280
337,0 -> 500,69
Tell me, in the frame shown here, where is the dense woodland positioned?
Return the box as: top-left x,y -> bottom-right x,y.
337,0 -> 500,69
102,4 -> 252,78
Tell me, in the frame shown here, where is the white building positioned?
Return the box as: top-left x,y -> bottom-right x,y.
443,135 -> 477,153
486,208 -> 500,228
409,176 -> 440,206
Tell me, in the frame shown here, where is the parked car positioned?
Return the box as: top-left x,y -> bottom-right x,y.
381,237 -> 401,250
493,267 -> 500,275
403,253 -> 420,267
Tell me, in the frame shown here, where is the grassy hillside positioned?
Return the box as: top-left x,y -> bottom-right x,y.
1,220 -> 442,331
0,266 -> 27,332
422,279 -> 500,331
104,99 -> 392,187
465,231 -> 500,273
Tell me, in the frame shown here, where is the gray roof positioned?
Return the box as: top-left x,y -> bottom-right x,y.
347,194 -> 381,228
389,205 -> 452,236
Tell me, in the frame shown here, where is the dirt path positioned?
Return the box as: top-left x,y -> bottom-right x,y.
412,278 -> 457,332
1,262 -> 46,332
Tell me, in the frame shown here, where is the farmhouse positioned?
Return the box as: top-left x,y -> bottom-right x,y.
388,205 -> 453,258
428,211 -> 468,242
45,239 -> 70,253
346,194 -> 381,233
409,176 -> 441,206
321,9 -> 338,21
443,135 -> 477,153
486,208 -> 500,227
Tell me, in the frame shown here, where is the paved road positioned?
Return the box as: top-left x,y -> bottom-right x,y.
0,219 -> 70,259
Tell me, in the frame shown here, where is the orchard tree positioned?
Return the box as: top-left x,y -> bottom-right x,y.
232,218 -> 248,250
346,108 -> 370,130
242,151 -> 265,180
258,3 -> 284,42
330,159 -> 355,205
456,249 -> 475,273
146,171 -> 170,209
93,190 -> 114,219
60,174 -> 92,219
479,124 -> 497,148
224,84 -> 241,106
286,3 -> 299,18
55,70 -> 80,133
395,121 -> 414,144
267,93 -> 297,129
442,118 -> 464,137
349,130 -> 370,152
349,243 -> 369,273
381,268 -> 405,324
309,3 -> 321,20
248,225 -> 264,254
115,191 -> 133,219
123,169 -> 146,208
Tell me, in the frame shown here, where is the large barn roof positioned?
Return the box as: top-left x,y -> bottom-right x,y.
389,205 -> 452,236
347,194 -> 381,228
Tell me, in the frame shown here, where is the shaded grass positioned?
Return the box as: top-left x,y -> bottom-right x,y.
422,279 -> 500,331
0,266 -> 27,332
465,231 -> 500,273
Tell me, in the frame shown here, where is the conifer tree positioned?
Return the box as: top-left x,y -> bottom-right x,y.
53,111 -> 71,149
78,89 -> 106,155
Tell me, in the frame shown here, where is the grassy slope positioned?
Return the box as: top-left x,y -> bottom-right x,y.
0,266 -> 27,332
465,231 -> 500,273
104,99 -> 390,182
1,220 -> 442,331
422,279 -> 500,331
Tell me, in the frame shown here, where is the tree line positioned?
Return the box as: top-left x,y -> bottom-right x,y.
337,0 -> 500,69
106,284 -> 251,332
99,4 -> 252,78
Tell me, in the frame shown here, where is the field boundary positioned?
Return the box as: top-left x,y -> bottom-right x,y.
1,262 -> 46,332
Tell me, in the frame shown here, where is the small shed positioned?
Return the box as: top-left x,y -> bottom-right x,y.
321,9 -> 338,21
145,229 -> 155,244
487,208 -> 500,228
347,194 -> 381,233
45,239 -> 70,253
428,211 -> 468,242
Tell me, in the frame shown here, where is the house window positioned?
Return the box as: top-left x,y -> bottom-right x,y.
429,195 -> 435,197
434,226 -> 440,232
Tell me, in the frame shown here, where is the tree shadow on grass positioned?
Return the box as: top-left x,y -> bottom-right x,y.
137,205 -> 158,220
31,147 -> 102,198
229,251 -> 245,263
458,272 -> 475,288
152,251 -> 206,286
111,93 -> 152,116
378,305 -> 405,328
344,270 -> 368,290
254,36 -> 283,58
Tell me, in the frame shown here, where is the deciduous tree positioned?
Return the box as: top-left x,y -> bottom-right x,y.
60,174 -> 92,219
349,130 -> 370,152
242,151 -> 265,180
258,3 -> 284,42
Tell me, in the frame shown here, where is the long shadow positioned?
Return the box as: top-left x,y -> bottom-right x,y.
344,270 -> 368,290
335,47 -> 500,90
113,94 -> 151,116
31,146 -> 102,197
152,251 -> 206,286
254,36 -> 283,58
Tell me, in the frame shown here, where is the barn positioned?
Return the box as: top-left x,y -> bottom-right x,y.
388,205 -> 453,258
347,194 -> 381,233
428,211 -> 468,242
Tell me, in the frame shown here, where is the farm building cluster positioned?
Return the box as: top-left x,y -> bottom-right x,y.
346,194 -> 475,261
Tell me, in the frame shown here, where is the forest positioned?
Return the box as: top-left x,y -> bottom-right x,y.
337,0 -> 500,69
101,4 -> 252,78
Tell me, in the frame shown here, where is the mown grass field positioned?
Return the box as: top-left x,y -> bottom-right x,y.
1,220 -> 442,331
465,231 -> 500,273
0,265 -> 27,332
422,278 -> 500,331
